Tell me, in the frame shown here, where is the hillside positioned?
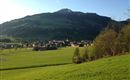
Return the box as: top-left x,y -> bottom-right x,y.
1,50 -> 129,80
0,8 -> 114,40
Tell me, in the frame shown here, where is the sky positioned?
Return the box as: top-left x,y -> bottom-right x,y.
0,0 -> 129,24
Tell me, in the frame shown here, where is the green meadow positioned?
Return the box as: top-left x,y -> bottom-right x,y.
0,47 -> 76,69
0,47 -> 130,80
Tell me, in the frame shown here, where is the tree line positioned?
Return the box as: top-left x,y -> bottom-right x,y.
73,24 -> 130,64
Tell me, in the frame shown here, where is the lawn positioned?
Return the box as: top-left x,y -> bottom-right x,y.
0,53 -> 129,80
0,47 -> 130,80
0,47 -> 75,69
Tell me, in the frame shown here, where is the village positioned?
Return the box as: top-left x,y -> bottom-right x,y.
0,39 -> 93,51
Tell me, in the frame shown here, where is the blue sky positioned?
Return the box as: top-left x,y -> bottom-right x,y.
0,0 -> 129,23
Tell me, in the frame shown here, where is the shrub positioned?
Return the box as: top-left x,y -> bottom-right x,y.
32,46 -> 40,51
72,47 -> 82,64
82,47 -> 89,62
87,45 -> 96,61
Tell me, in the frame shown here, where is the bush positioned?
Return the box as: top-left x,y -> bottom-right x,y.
72,47 -> 82,64
82,47 -> 89,62
32,46 -> 41,51
79,43 -> 84,47
87,46 -> 96,61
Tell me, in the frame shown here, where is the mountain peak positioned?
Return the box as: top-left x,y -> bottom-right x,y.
55,8 -> 73,13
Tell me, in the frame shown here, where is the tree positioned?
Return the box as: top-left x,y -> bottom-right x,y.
94,28 -> 117,57
72,47 -> 82,64
82,47 -> 89,62
117,24 -> 130,53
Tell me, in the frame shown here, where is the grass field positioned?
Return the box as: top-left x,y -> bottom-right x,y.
0,47 -> 76,69
0,47 -> 130,80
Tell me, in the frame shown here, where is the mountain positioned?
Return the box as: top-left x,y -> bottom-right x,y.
0,9 -> 117,41
55,8 -> 73,13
